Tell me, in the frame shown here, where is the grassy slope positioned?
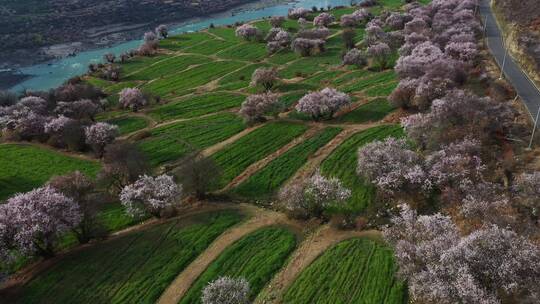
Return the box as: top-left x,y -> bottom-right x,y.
283,237 -> 407,304
179,227 -> 297,304
233,127 -> 342,200
320,125 -> 404,213
0,144 -> 100,201
212,121 -> 308,189
16,211 -> 244,304
138,112 -> 245,167
106,116 -> 149,135
148,92 -> 246,122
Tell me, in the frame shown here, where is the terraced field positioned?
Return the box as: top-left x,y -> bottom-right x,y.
233,127 -> 342,200
2,3 -> 413,302
14,211 -> 244,304
0,144 -> 100,201
148,92 -> 246,122
211,121 -> 308,189
179,227 -> 297,304
283,237 -> 407,304
321,125 -> 404,213
138,112 -> 245,167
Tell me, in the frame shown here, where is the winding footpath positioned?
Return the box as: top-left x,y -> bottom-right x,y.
480,0 -> 540,120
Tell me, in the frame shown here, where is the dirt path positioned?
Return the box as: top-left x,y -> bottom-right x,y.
157,205 -> 302,304
254,227 -> 381,304
219,125 -> 324,192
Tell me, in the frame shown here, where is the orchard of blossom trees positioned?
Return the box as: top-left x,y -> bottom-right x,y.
0,85 -> 125,156
354,1 -> 540,303
0,187 -> 81,260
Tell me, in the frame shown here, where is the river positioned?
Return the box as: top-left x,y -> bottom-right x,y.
8,0 -> 360,93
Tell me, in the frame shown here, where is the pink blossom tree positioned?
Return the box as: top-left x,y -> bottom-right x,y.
342,48 -> 367,67
156,24 -> 169,39
18,96 -> 48,115
357,137 -> 429,196
139,31 -> 159,56
201,276 -> 250,304
250,67 -> 279,91
0,103 -> 49,140
235,24 -> 261,41
266,29 -> 291,53
295,88 -> 351,120
313,12 -> 335,27
239,93 -> 280,124
55,99 -> 102,121
367,42 -> 392,70
120,174 -> 181,218
47,171 -> 100,243
279,170 -> 351,219
425,138 -> 485,191
291,38 -> 326,56
401,90 -> 516,149
364,24 -> 387,46
296,27 -> 331,40
288,7 -> 310,20
385,13 -> 412,30
84,122 -> 119,157
340,14 -> 359,27
103,53 -> 116,63
384,205 -> 540,304
298,17 -> 309,29
119,87 -> 147,112
269,16 -> 286,28
45,116 -> 75,136
445,41 -> 478,65
2,187 -> 81,258
513,172 -> 540,222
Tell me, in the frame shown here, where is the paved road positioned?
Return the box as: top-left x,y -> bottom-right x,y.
479,0 -> 540,121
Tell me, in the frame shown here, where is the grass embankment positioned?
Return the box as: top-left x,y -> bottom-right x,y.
179,227 -> 297,304
320,125 -> 404,213
233,127 -> 342,200
283,237 -> 407,304
138,112 -> 245,167
0,144 -> 100,201
15,210 -> 244,304
211,121 -> 308,189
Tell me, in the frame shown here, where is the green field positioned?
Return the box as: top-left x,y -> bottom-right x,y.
148,92 -> 246,122
179,227 -> 297,304
212,121 -> 308,189
0,144 -> 101,201
335,98 -> 395,123
138,112 -> 245,167
125,55 -> 209,81
283,237 -> 407,304
106,116 -> 149,135
142,61 -> 245,96
15,211 -> 244,304
320,125 -> 404,212
233,127 -> 342,199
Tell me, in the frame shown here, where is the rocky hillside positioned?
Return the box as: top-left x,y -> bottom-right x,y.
0,0 -> 256,68
493,0 -> 540,85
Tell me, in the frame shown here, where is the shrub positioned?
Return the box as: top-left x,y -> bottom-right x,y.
201,276 -> 250,304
